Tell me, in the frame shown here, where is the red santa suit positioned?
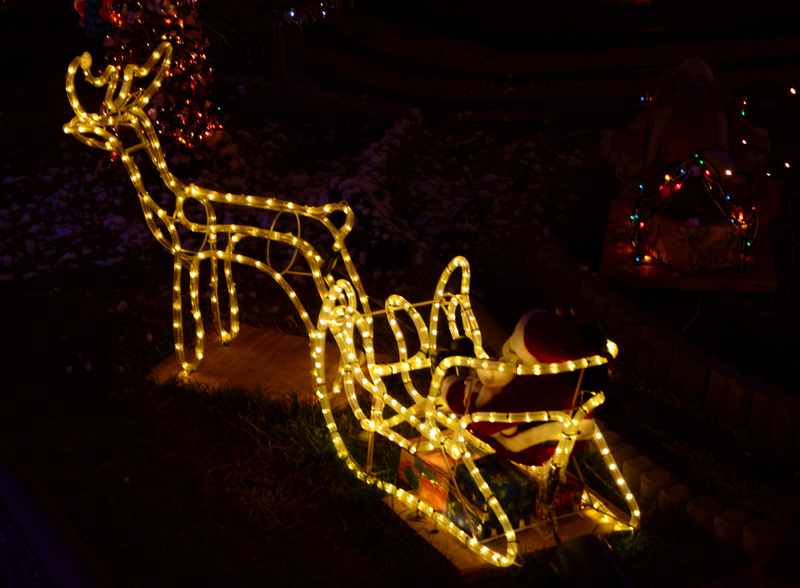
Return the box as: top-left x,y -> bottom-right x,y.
443,309 -> 613,466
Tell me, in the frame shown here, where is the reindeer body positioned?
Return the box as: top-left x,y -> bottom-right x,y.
64,43 -> 640,567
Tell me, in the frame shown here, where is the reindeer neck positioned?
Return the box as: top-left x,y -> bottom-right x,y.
130,111 -> 183,196
117,111 -> 183,252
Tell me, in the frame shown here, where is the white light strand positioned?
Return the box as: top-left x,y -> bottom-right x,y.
65,42 -> 640,567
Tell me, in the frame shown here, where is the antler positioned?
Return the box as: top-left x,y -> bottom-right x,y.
65,50 -> 120,121
65,42 -> 172,119
115,42 -> 173,111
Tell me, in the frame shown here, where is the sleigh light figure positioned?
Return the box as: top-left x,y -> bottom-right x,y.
64,43 -> 640,567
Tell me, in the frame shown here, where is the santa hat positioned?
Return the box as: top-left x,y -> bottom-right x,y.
503,308 -> 609,367
475,308 -> 612,390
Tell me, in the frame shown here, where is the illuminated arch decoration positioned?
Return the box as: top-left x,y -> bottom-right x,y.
64,43 -> 640,567
630,154 -> 759,269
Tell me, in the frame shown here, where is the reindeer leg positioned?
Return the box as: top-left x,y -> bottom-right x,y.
188,257 -> 205,369
207,236 -> 240,344
171,256 -> 205,375
222,236 -> 241,342
208,251 -> 226,343
171,258 -> 191,376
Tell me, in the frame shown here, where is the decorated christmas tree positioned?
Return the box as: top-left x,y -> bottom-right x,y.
75,0 -> 221,148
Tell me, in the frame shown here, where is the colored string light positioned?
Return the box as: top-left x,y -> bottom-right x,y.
630,152 -> 759,268
100,0 -> 221,149
631,81 -> 800,269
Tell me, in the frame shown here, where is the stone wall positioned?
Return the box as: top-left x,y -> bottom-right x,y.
522,237 -> 800,464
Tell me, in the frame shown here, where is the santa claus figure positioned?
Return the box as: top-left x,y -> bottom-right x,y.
442,307 -> 614,467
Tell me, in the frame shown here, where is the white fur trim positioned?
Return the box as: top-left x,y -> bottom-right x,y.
490,418 -> 595,453
507,311 -> 540,366
476,366 -> 515,389
474,384 -> 504,408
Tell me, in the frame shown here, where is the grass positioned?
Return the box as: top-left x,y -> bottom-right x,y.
0,262 -> 560,586
0,374 -> 563,586
0,253 -> 751,587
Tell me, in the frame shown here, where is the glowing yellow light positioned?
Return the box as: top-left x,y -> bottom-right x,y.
64,43 -> 639,567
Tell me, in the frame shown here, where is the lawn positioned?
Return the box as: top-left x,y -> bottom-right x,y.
0,262 -> 744,587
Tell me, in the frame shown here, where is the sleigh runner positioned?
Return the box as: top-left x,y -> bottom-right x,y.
64,42 -> 640,568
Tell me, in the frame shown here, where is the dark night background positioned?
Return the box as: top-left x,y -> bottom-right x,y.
1,1 -> 799,586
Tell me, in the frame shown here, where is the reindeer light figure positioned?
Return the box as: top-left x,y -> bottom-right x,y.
64,43 -> 640,567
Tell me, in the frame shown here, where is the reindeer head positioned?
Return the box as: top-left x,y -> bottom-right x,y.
64,42 -> 172,152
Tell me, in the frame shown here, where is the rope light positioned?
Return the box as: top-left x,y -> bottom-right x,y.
64,43 -> 639,567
